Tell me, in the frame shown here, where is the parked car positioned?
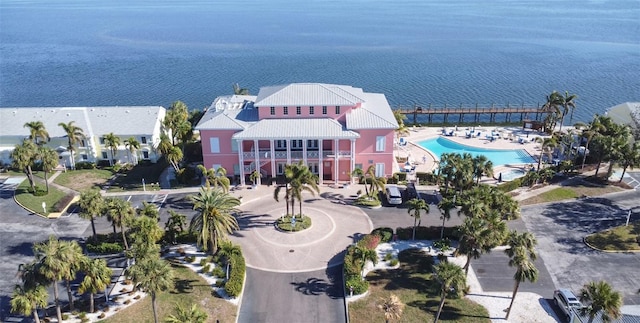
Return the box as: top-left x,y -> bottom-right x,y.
554,289 -> 583,321
385,185 -> 403,205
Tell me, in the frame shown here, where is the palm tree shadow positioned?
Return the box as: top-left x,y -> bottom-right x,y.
290,277 -> 328,296
171,278 -> 197,294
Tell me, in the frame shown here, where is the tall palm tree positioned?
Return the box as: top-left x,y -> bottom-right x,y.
377,294 -> 405,323
58,121 -> 85,169
24,121 -> 50,145
407,198 -> 429,240
128,215 -> 164,261
562,91 -> 578,131
198,165 -> 230,192
433,262 -> 466,323
11,139 -> 38,191
579,280 -> 623,323
232,83 -> 250,95
78,258 -> 112,314
32,236 -> 67,322
138,201 -> 160,219
217,240 -> 242,280
156,132 -> 173,157
103,132 -> 121,166
189,187 -> 241,255
535,136 -> 558,171
287,162 -> 320,216
540,91 -> 564,132
352,244 -> 378,277
166,146 -> 183,172
364,165 -> 385,197
10,284 -> 48,323
393,109 -> 410,140
124,137 -> 141,165
456,213 -> 506,276
165,303 -> 208,323
619,142 -> 640,182
163,101 -> 190,146
576,115 -> 606,170
472,155 -> 493,184
273,179 -> 292,216
60,240 -> 87,312
165,210 -> 187,244
38,146 -> 59,193
79,189 -> 105,240
126,255 -> 174,323
437,196 -> 456,239
104,197 -> 135,250
504,231 -> 538,320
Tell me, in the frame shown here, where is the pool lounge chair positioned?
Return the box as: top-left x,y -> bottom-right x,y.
399,137 -> 407,146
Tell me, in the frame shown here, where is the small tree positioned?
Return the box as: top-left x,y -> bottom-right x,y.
377,294 -> 405,323
579,281 -> 623,323
250,170 -> 260,187
127,255 -> 174,323
407,198 -> 429,240
10,284 -> 48,323
433,262 -> 466,323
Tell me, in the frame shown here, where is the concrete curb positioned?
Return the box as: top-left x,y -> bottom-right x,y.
583,236 -> 640,253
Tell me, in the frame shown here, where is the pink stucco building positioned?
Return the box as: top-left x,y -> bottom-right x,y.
195,83 -> 398,186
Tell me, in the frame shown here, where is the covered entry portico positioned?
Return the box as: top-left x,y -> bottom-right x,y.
232,119 -> 360,186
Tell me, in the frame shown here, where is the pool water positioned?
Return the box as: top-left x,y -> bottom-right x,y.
499,169 -> 527,181
418,137 -> 536,166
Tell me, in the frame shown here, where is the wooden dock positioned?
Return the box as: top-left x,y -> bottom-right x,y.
396,103 -> 551,125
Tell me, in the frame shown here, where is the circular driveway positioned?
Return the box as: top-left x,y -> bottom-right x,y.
231,190 -> 372,273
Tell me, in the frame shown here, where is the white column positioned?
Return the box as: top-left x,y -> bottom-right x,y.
350,139 -> 356,184
286,139 -> 291,164
318,139 -> 323,185
303,139 -> 307,165
270,139 -> 276,179
334,139 -> 339,185
254,139 -> 260,185
237,140 -> 245,186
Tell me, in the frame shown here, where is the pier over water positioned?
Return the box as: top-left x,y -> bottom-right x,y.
395,103 -> 552,125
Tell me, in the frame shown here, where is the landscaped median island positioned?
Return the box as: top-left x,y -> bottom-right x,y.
585,221 -> 640,252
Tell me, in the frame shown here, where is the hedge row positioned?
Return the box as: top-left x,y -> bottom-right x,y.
343,231 -> 384,295
86,242 -> 123,254
224,251 -> 245,297
395,226 -> 460,241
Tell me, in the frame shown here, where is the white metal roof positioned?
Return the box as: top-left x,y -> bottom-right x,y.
254,83 -> 366,107
346,93 -> 398,129
232,118 -> 360,140
0,106 -> 165,138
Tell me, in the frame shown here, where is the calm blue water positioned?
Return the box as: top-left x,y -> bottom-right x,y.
418,137 -> 536,166
1,0 -> 638,123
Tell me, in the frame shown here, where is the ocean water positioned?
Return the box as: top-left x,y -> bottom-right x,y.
1,0 -> 638,123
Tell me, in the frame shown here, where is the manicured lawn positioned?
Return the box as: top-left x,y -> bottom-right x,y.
349,249 -> 489,323
108,160 -> 168,192
102,262 -> 237,323
53,168 -> 114,191
14,179 -> 67,216
519,184 -> 624,206
585,221 -> 640,251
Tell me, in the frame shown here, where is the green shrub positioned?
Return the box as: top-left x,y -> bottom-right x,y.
225,252 -> 245,297
215,279 -> 226,288
386,176 -> 399,184
202,264 -> 211,273
416,172 -> 438,184
28,186 -> 47,196
211,266 -> 225,278
78,312 -> 87,319
384,252 -> 393,261
371,227 -> 393,242
497,177 -> 523,192
395,226 -> 460,240
345,275 -> 369,295
74,161 -> 96,169
174,231 -> 198,244
184,256 -> 196,263
395,172 -> 407,181
358,234 -> 381,250
62,313 -> 70,320
389,258 -> 399,266
199,258 -> 208,266
86,242 -> 123,254
354,194 -> 381,207
343,246 -> 360,277
276,215 -> 312,232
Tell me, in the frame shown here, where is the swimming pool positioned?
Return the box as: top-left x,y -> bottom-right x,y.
418,137 -> 536,166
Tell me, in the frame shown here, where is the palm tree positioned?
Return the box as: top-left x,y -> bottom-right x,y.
576,115 -> 606,170
189,187 -> 241,255
78,258 -> 112,314
540,91 -> 564,132
166,146 -> 183,172
561,91 -> 578,131
126,255 -> 174,323
352,244 -> 378,277
456,213 -> 506,276
165,303 -> 208,323
217,240 -> 242,280
128,215 -> 164,261
579,280 -> 623,323
38,146 -> 59,193
124,137 -> 141,165
393,109 -> 410,140
11,139 -> 38,191
619,142 -> 640,182
437,195 -> 456,239
365,165 -> 385,197
59,240 -> 87,312
138,201 -> 159,219
165,210 -> 187,244
32,236 -> 67,322
104,197 -> 135,250
504,231 -> 538,320
351,167 -> 366,193
433,262 -> 466,323
287,162 -> 320,216
472,155 -> 493,184
377,294 -> 405,323
79,189 -> 105,240
198,165 -> 230,192
273,179 -> 292,216
156,132 -> 173,157
10,284 -> 48,323
535,136 -> 558,171
24,121 -> 50,145
103,132 -> 121,166
407,198 -> 429,240
163,101 -> 190,146
58,121 -> 85,169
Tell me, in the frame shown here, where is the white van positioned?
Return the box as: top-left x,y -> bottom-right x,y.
385,185 -> 403,205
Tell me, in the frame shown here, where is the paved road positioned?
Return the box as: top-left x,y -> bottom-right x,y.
521,190 -> 640,306
239,267 -> 345,323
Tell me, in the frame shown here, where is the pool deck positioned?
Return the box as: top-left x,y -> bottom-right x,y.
395,125 -> 551,184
